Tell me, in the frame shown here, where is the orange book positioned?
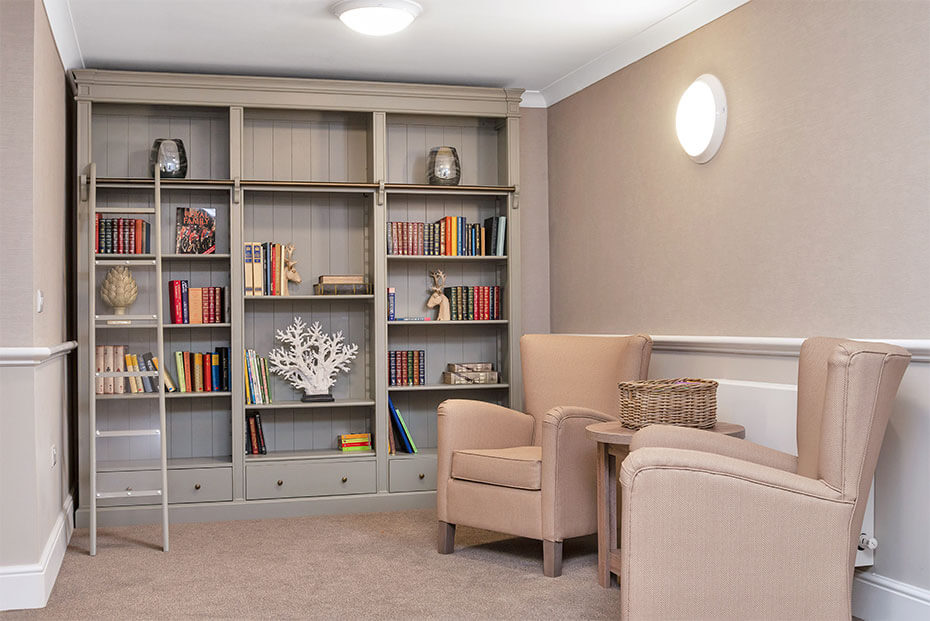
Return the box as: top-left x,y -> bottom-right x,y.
189,288 -> 203,324
183,351 -> 193,392
134,219 -> 143,254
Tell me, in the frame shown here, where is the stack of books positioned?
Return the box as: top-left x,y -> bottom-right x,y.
173,348 -> 230,393
244,348 -> 272,404
168,281 -> 229,324
386,215 -> 506,256
243,242 -> 293,296
443,285 -> 502,320
442,362 -> 499,385
339,433 -> 372,452
389,350 -> 426,386
387,397 -> 417,454
95,345 -> 175,394
245,412 -> 267,454
313,274 -> 372,295
95,217 -> 152,254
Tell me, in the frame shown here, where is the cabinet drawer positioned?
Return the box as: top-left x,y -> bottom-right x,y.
389,455 -> 438,492
96,467 -> 232,506
246,459 -> 376,500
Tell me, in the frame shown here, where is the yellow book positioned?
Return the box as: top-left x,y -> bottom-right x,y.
130,354 -> 144,392
193,352 -> 204,392
124,354 -> 137,393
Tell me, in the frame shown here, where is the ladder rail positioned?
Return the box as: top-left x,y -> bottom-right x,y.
154,167 -> 170,552
88,163 -> 98,556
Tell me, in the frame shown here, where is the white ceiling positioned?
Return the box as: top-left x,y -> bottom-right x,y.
46,0 -> 748,106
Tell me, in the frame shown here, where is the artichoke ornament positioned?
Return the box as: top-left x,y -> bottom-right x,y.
100,266 -> 138,314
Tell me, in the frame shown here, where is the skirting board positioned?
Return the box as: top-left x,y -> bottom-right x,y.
853,571 -> 930,620
0,495 -> 74,611
76,490 -> 436,528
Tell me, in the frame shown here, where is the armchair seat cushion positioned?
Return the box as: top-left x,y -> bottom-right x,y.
451,446 -> 542,490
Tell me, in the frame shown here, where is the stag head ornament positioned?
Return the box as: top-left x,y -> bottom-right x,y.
427,270 -> 450,321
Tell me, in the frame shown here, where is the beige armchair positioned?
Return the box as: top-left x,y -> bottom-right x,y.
437,333 -> 653,576
619,337 -> 911,620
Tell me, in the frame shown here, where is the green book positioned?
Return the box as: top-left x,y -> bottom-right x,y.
174,351 -> 186,392
395,406 -> 418,453
340,445 -> 371,452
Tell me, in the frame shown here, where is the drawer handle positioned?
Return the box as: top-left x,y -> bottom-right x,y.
341,476 -> 348,483
194,483 -> 201,490
418,473 -> 425,480
277,479 -> 284,486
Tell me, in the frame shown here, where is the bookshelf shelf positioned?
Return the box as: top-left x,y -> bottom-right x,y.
385,184 -> 514,196
388,383 -> 509,392
388,320 -> 508,326
97,178 -> 234,189
242,180 -> 377,194
245,449 -> 375,462
166,391 -> 232,399
387,255 -> 507,262
163,323 -> 232,329
162,253 -> 231,261
388,447 -> 438,461
97,456 -> 233,472
244,399 -> 375,410
245,295 -> 374,302
94,206 -> 156,215
96,392 -> 159,400
95,255 -> 157,264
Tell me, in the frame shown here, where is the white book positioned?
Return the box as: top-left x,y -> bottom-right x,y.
113,345 -> 126,394
497,216 -> 506,257
103,345 -> 115,394
253,243 -> 265,296
243,242 -> 254,296
95,346 -> 105,395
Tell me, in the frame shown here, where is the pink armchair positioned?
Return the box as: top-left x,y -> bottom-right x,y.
619,337 -> 910,619
437,334 -> 653,576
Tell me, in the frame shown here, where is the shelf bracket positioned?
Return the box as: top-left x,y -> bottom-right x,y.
80,174 -> 88,202
513,184 -> 520,210
377,180 -> 385,206
233,177 -> 241,204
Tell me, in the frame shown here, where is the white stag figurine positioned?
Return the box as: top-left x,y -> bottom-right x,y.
267,317 -> 358,402
427,270 -> 450,321
282,243 -> 302,296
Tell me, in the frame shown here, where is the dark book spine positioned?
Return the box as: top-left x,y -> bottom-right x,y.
247,414 -> 258,455
254,412 -> 267,454
139,353 -> 154,392
245,414 -> 253,454
218,347 -> 229,391
181,280 -> 189,323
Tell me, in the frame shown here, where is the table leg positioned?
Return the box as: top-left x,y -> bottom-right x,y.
596,442 -> 613,587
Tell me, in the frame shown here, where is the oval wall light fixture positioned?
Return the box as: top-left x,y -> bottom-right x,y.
333,0 -> 422,36
675,74 -> 727,163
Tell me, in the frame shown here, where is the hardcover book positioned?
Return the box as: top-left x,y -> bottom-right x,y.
175,207 -> 216,254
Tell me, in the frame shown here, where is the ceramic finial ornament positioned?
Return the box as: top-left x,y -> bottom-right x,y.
427,270 -> 450,321
100,266 -> 138,314
282,243 -> 302,296
267,317 -> 359,402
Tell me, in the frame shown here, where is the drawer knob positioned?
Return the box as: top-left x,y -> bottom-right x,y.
341,476 -> 348,483
277,479 -> 284,486
194,483 -> 201,490
418,473 -> 425,480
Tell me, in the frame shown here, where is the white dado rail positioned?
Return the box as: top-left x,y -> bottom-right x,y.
651,335 -> 929,362
0,341 -> 78,367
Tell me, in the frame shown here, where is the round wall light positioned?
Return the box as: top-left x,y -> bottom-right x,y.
675,74 -> 727,163
333,0 -> 422,36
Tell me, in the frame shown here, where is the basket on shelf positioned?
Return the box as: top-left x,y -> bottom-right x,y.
617,378 -> 718,430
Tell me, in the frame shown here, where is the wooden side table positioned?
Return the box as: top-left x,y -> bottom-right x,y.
585,421 -> 745,588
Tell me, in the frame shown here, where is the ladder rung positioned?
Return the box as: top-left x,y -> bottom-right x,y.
96,489 -> 162,499
96,429 -> 161,438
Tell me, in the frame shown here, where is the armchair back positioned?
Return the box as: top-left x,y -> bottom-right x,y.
521,334 -> 652,443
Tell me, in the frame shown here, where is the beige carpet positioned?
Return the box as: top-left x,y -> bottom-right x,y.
7,509 -> 616,619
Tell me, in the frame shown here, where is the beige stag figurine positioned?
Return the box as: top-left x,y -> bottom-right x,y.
427,270 -> 450,321
282,243 -> 302,296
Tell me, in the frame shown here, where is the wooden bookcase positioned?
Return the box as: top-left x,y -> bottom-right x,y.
74,70 -> 523,526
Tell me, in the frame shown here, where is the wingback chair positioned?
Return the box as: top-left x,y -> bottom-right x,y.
437,334 -> 653,576
619,337 -> 910,620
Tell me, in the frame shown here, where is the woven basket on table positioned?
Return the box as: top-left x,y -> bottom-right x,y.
617,378 -> 718,430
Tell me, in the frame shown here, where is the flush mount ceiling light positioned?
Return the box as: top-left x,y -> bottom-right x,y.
333,0 -> 422,36
675,74 -> 727,163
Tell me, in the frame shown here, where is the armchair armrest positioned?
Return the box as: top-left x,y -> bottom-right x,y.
540,405 -> 616,541
436,399 -> 534,521
620,447 -> 853,620
630,424 -> 799,473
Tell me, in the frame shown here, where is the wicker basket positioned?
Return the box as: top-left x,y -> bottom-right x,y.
618,378 -> 718,430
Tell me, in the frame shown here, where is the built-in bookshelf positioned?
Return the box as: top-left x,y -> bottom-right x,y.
75,69 -> 522,528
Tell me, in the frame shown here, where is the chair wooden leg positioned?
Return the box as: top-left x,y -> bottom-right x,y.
543,540 -> 563,577
438,521 -> 456,554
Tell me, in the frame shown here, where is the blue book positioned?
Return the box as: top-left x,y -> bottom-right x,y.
180,280 -> 189,323
388,397 -> 414,453
211,353 -> 221,390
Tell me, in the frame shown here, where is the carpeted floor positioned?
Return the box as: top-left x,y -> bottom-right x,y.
6,509 -> 616,619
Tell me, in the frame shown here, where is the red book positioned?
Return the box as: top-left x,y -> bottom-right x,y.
248,415 -> 259,455
340,441 -> 371,448
445,216 -> 453,255
203,353 -> 212,392
214,287 -> 222,323
95,213 -> 100,253
401,351 -> 408,385
183,351 -> 193,392
171,281 -> 184,324
115,218 -> 122,254
270,245 -> 278,296
209,286 -> 217,323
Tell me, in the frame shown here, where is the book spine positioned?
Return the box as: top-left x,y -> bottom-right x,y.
113,345 -> 125,394
193,353 -> 204,392
129,354 -> 143,392
245,414 -> 253,454
189,287 -> 203,324
183,351 -> 193,392
243,350 -> 253,404
254,412 -> 267,454
260,357 -> 272,404
169,280 -> 181,324
253,243 -> 264,296
155,356 -> 177,392
419,350 -> 425,386
175,351 -> 187,393
212,353 -> 221,391
244,242 -> 253,295
123,353 -> 136,393
387,287 -> 395,321
134,219 -> 142,254
248,414 -> 259,455
203,352 -> 212,392
494,285 -> 501,320
181,280 -> 189,324
103,345 -> 115,394
214,287 -> 222,323
139,353 -> 154,392
94,345 -> 105,394
219,347 -> 229,391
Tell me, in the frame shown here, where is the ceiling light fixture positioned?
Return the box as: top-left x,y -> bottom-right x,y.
675,74 -> 727,163
333,0 -> 422,36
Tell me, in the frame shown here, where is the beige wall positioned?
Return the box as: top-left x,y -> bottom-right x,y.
518,107 -> 550,335
547,0 -> 930,338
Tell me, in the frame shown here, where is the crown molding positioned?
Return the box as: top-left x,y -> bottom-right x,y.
541,0 -> 750,106
520,90 -> 547,109
42,0 -> 84,70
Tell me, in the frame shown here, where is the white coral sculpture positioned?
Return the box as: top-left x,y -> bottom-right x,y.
267,317 -> 359,397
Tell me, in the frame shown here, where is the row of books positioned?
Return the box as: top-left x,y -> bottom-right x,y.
339,433 -> 372,452
243,242 -> 290,296
95,217 -> 152,255
172,348 -> 230,393
386,216 -> 507,256
443,286 -> 502,320
245,412 -> 267,454
389,350 -> 426,386
387,397 -> 417,454
94,346 -> 171,394
168,281 -> 230,324
244,349 -> 273,405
